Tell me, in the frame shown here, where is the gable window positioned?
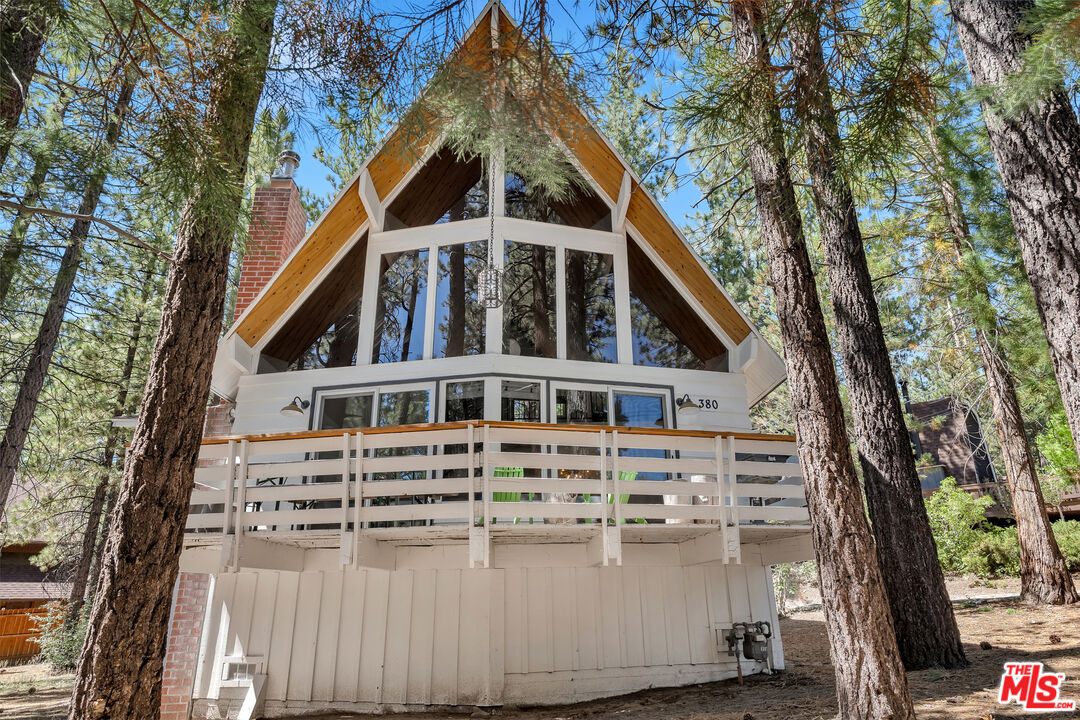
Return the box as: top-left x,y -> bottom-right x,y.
565,249 -> 617,363
503,240 -> 556,358
433,242 -> 486,358
627,237 -> 728,371
372,249 -> 429,363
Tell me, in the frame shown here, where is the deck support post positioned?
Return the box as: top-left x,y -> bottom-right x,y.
715,434 -> 728,564
726,435 -> 741,563
482,424 -> 492,568
599,428 -> 608,565
219,440 -> 237,571
351,432 -> 365,569
339,432 -> 352,566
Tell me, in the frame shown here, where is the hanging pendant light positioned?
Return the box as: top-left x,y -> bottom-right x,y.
478,156 -> 503,309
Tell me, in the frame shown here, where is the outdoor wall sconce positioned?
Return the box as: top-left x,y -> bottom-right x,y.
676,394 -> 700,416
280,396 -> 310,417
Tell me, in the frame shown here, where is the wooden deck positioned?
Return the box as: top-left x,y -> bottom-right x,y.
184,422 -> 808,569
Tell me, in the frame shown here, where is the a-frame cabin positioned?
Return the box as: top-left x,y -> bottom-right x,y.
168,4 -> 813,718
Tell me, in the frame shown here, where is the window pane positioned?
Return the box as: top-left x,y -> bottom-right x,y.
565,250 -> 617,363
377,390 -> 430,426
434,243 -> 486,358
503,241 -> 556,358
445,381 -> 485,422
373,249 -> 429,363
287,301 -> 360,371
627,238 -> 728,371
555,388 -> 609,425
501,380 -> 542,422
613,393 -> 666,429
320,394 -> 374,430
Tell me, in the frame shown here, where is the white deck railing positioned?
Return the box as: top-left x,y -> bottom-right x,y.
186,422 -> 807,551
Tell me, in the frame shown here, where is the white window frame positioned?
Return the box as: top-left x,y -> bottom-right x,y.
314,380 -> 437,430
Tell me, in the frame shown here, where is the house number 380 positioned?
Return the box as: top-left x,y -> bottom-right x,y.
697,398 -> 720,410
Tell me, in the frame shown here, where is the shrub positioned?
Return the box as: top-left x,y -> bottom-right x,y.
957,520 -> 1080,578
1053,520 -> 1080,572
924,477 -> 995,571
962,527 -> 1020,578
32,602 -> 86,672
772,561 -> 817,615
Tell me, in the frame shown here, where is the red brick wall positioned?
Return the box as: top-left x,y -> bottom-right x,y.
161,572 -> 210,720
234,177 -> 307,317
202,400 -> 235,439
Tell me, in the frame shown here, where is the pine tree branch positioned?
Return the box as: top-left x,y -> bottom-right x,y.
0,198 -> 172,262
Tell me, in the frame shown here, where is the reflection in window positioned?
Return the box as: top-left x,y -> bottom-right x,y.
373,249 -> 428,364
503,241 -> 556,358
445,381 -> 485,422
555,388 -> 609,425
629,294 -> 705,370
565,250 -> 617,363
377,390 -> 430,426
289,301 -> 360,371
435,167 -> 487,224
627,238 -> 728,371
320,394 -> 374,429
434,243 -> 486,358
501,380 -> 542,422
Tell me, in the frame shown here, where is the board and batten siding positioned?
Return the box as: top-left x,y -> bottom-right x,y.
191,564 -> 772,714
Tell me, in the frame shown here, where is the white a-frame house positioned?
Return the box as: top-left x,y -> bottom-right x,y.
170,4 -> 813,718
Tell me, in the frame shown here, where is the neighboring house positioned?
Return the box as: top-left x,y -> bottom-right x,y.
908,397 -> 999,497
161,5 -> 813,719
0,542 -> 70,663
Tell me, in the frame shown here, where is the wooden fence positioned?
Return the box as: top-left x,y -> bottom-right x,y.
0,605 -> 49,663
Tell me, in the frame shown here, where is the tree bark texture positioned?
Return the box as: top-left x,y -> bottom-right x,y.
0,74 -> 135,522
0,148 -> 48,306
729,2 -> 916,717
68,1 -> 277,717
951,0 -> 1080,466
0,0 -> 58,170
788,3 -> 967,669
932,132 -> 1078,605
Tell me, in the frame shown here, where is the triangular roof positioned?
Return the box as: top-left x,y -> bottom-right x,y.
218,1 -> 786,404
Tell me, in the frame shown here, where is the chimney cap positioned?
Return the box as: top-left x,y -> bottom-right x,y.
273,149 -> 301,180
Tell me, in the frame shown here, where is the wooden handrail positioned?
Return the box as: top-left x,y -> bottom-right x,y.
200,421 -> 797,446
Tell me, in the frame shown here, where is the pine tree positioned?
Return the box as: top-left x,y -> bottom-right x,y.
69,0 -> 279,715
0,0 -> 59,170
927,122 -> 1077,604
728,0 -> 915,714
0,66 -> 137,521
950,0 -> 1080,471
788,0 -> 966,668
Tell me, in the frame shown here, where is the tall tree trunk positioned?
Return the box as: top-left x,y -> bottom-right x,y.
0,0 -> 58,171
0,148 -> 48,306
64,272 -> 152,632
788,2 -> 966,669
68,1 -> 276,715
930,129 -> 1078,604
950,0 -> 1080,466
0,73 -> 135,521
729,2 -> 915,717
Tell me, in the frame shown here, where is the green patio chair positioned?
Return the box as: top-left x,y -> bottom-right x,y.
491,466 -> 525,524
582,471 -> 647,524
610,471 -> 647,524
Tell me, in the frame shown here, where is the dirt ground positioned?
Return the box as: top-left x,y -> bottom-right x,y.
2,594 -> 1077,719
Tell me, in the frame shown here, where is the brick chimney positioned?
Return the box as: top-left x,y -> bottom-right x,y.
234,149 -> 307,317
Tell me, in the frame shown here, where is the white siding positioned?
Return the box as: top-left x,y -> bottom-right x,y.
194,562 -> 774,713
